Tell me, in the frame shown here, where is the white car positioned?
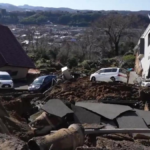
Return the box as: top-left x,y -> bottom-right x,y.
0,71 -> 14,89
90,67 -> 127,83
141,81 -> 150,87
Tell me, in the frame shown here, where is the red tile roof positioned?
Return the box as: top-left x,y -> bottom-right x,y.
0,24 -> 35,68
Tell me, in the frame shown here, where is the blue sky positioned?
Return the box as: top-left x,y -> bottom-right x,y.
0,0 -> 150,11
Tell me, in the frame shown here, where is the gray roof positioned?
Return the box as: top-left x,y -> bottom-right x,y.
72,105 -> 101,124
76,102 -> 133,120
42,99 -> 73,118
135,109 -> 150,126
117,111 -> 147,128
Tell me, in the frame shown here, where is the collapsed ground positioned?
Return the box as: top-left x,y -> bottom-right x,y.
1,77 -> 150,149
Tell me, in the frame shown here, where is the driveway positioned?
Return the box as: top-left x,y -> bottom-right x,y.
14,82 -> 29,90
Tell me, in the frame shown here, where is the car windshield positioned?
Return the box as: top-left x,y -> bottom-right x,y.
0,75 -> 11,80
33,76 -> 45,85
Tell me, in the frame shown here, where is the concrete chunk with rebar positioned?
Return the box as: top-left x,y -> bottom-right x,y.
28,124 -> 84,150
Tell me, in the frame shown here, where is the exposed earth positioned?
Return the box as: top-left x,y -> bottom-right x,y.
0,77 -> 150,149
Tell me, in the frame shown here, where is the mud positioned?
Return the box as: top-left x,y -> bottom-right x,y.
78,134 -> 150,150
0,133 -> 28,150
2,116 -> 34,141
49,77 -> 139,102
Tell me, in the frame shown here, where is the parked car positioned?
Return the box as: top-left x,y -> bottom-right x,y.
141,80 -> 150,87
0,71 -> 14,89
28,75 -> 57,92
90,67 -> 127,83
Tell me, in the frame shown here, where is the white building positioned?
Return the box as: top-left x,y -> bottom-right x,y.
135,24 -> 150,79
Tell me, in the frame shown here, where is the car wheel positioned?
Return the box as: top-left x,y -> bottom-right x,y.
110,77 -> 116,82
91,77 -> 96,82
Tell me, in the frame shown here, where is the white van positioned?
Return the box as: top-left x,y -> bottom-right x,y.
0,71 -> 14,89
90,68 -> 127,83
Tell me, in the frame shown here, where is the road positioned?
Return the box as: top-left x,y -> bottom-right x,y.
14,83 -> 29,90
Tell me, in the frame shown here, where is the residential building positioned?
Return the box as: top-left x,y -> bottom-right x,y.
134,24 -> 150,79
0,24 -> 35,79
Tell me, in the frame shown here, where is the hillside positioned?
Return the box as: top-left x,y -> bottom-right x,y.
0,3 -> 150,15
0,3 -> 77,12
0,3 -> 23,11
0,3 -> 149,27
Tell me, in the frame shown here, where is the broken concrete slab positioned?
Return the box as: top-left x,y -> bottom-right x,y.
76,102 -> 133,120
71,105 -> 101,124
28,124 -> 84,150
34,126 -> 54,137
117,112 -> 147,128
135,109 -> 150,126
42,99 -> 73,118
29,112 -> 50,129
61,66 -> 72,80
30,111 -> 62,130
29,110 -> 43,122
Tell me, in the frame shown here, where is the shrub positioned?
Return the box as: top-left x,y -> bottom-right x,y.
67,57 -> 78,69
90,68 -> 96,73
48,68 -> 57,72
36,63 -> 48,69
123,55 -> 135,61
83,69 -> 90,75
81,60 -> 91,70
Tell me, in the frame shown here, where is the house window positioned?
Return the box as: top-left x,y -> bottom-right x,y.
140,38 -> 145,54
148,33 -> 150,46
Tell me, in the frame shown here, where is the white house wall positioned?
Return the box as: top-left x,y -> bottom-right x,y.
141,33 -> 150,78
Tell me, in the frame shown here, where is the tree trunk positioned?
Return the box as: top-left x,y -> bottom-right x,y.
115,43 -> 119,56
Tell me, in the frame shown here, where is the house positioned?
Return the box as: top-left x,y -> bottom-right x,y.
0,24 -> 35,79
134,24 -> 150,79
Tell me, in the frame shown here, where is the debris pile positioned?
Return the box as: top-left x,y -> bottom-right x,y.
0,133 -> 28,150
49,77 -> 139,102
0,76 -> 150,149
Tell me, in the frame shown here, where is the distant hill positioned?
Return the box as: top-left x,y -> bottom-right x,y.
19,4 -> 77,12
0,3 -> 77,12
0,3 -> 23,11
0,3 -> 149,27
0,3 -> 150,15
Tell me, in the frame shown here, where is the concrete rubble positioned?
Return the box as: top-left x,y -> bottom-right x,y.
28,124 -> 84,150
0,76 -> 150,149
